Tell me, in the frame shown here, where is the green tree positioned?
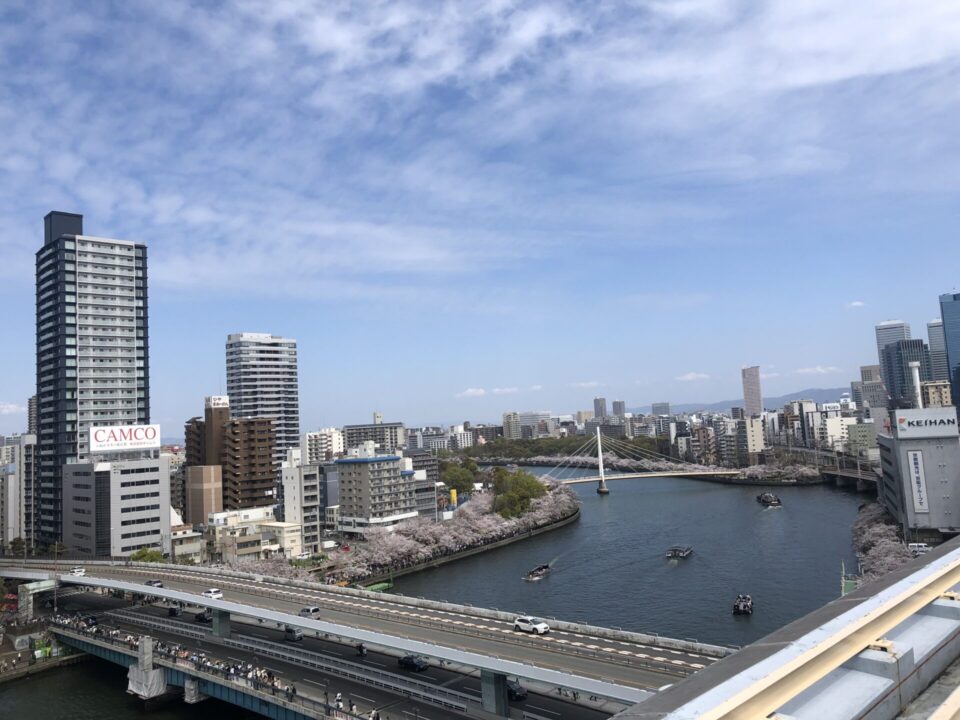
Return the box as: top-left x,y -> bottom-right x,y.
130,548 -> 165,563
492,470 -> 547,518
441,465 -> 476,496
48,542 -> 67,558
8,537 -> 26,558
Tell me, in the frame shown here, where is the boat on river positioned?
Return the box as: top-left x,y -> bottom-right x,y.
524,564 -> 551,581
756,492 -> 782,507
733,593 -> 754,615
665,546 -> 693,559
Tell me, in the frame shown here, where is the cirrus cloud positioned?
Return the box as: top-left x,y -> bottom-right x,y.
796,365 -> 843,375
676,372 -> 709,381
455,387 -> 487,398
0,402 -> 25,415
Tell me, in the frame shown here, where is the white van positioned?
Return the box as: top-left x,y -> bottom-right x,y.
908,543 -> 932,555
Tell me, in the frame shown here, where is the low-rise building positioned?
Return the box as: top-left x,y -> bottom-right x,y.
921,380 -> 953,409
343,417 -> 406,453
335,449 -> 418,536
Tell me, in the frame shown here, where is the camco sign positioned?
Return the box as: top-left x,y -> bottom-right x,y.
895,408 -> 959,439
90,424 -> 161,453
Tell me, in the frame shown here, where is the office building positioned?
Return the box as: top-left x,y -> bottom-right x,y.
921,381 -> 953,409
0,434 -> 36,547
861,365 -> 883,383
575,410 -> 595,425
36,212 -> 150,544
282,463 -> 338,554
847,422 -> 878,456
882,339 -> 932,409
184,396 -> 231,467
302,428 -> 344,464
27,395 -> 37,435
651,402 -> 671,417
593,397 -> 607,419
612,400 -> 626,418
335,449 -> 418,536
875,320 -> 911,391
184,465 -> 223,525
161,445 -> 186,515
62,455 -> 171,557
342,416 -> 406,453
225,333 -> 300,465
502,412 -> 522,440
741,366 -> 762,417
879,406 -> 960,541
470,425 -> 502,445
928,319 -> 950,382
736,417 -> 765,466
940,294 -> 960,403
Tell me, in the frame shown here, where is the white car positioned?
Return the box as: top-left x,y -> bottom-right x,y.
513,616 -> 550,635
70,567 -> 86,577
201,588 -> 224,600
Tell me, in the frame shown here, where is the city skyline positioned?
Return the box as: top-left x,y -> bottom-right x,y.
2,4 -> 960,431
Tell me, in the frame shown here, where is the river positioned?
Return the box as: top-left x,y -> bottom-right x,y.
392,466 -> 865,648
0,468 -> 865,714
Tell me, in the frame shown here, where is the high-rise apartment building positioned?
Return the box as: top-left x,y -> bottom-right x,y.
927,319 -> 949,382
612,400 -> 626,418
593,397 -> 607,419
502,412 -> 521,440
939,293 -> 960,403
0,434 -> 36,547
875,320 -> 911,391
36,212 -> 150,544
651,402 -> 671,417
741,366 -> 762,417
302,428 -> 345,464
220,417 -> 276,510
27,395 -> 38,435
184,396 -> 231,467
882,339 -> 932,409
225,333 -> 300,465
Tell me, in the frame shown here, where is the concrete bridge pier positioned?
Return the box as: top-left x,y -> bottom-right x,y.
212,609 -> 231,638
17,579 -> 56,621
127,636 -> 168,700
480,669 -> 509,716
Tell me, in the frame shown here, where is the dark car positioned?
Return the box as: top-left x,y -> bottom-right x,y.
397,655 -> 429,672
145,579 -> 163,588
507,680 -> 527,701
168,604 -> 183,617
195,610 -> 212,623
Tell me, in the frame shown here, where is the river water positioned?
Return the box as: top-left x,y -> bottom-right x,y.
0,468 -> 865,713
393,467 -> 865,648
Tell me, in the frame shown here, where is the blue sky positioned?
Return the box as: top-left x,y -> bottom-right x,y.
2,1 -> 960,434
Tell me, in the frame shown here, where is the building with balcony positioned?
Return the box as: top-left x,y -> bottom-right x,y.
335,450 -> 417,537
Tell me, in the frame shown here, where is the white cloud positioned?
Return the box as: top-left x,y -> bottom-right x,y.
796,365 -> 843,375
528,384 -> 543,391
676,372 -> 709,381
0,402 -> 25,415
570,381 -> 601,389
846,300 -> 866,309
455,387 -> 486,398
492,387 -> 519,395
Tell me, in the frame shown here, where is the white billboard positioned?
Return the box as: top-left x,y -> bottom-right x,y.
205,395 -> 229,409
90,424 -> 161,453
895,407 -> 959,439
907,450 -> 929,514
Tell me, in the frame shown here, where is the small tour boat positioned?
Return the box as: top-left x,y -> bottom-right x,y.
756,492 -> 782,507
665,546 -> 693,559
524,564 -> 551,581
733,593 -> 754,615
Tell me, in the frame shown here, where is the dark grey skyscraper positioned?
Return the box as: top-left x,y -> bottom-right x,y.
593,397 -> 607,419
875,320 -> 910,391
741,365 -> 762,417
939,293 -> 960,403
927,319 -> 949,382
881,339 -> 931,409
36,212 -> 150,544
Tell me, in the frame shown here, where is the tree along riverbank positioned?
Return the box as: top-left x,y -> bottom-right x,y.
324,482 -> 580,583
479,456 -> 830,486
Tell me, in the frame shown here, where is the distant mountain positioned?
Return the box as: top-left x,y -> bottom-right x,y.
633,387 -> 850,415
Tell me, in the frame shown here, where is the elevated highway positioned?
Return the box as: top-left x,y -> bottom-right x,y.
0,559 -> 728,714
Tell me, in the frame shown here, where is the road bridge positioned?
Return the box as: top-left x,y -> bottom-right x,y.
0,560 -> 728,714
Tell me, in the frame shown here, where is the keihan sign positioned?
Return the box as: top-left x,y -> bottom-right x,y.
895,408 -> 960,439
90,424 -> 161,453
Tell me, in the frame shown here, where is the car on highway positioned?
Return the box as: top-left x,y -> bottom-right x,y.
70,566 -> 86,577
507,679 -> 528,701
200,588 -> 223,600
195,609 -> 212,623
145,579 -> 163,588
283,625 -> 303,642
298,606 -> 320,619
168,604 -> 183,617
513,616 -> 550,635
397,655 -> 429,672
